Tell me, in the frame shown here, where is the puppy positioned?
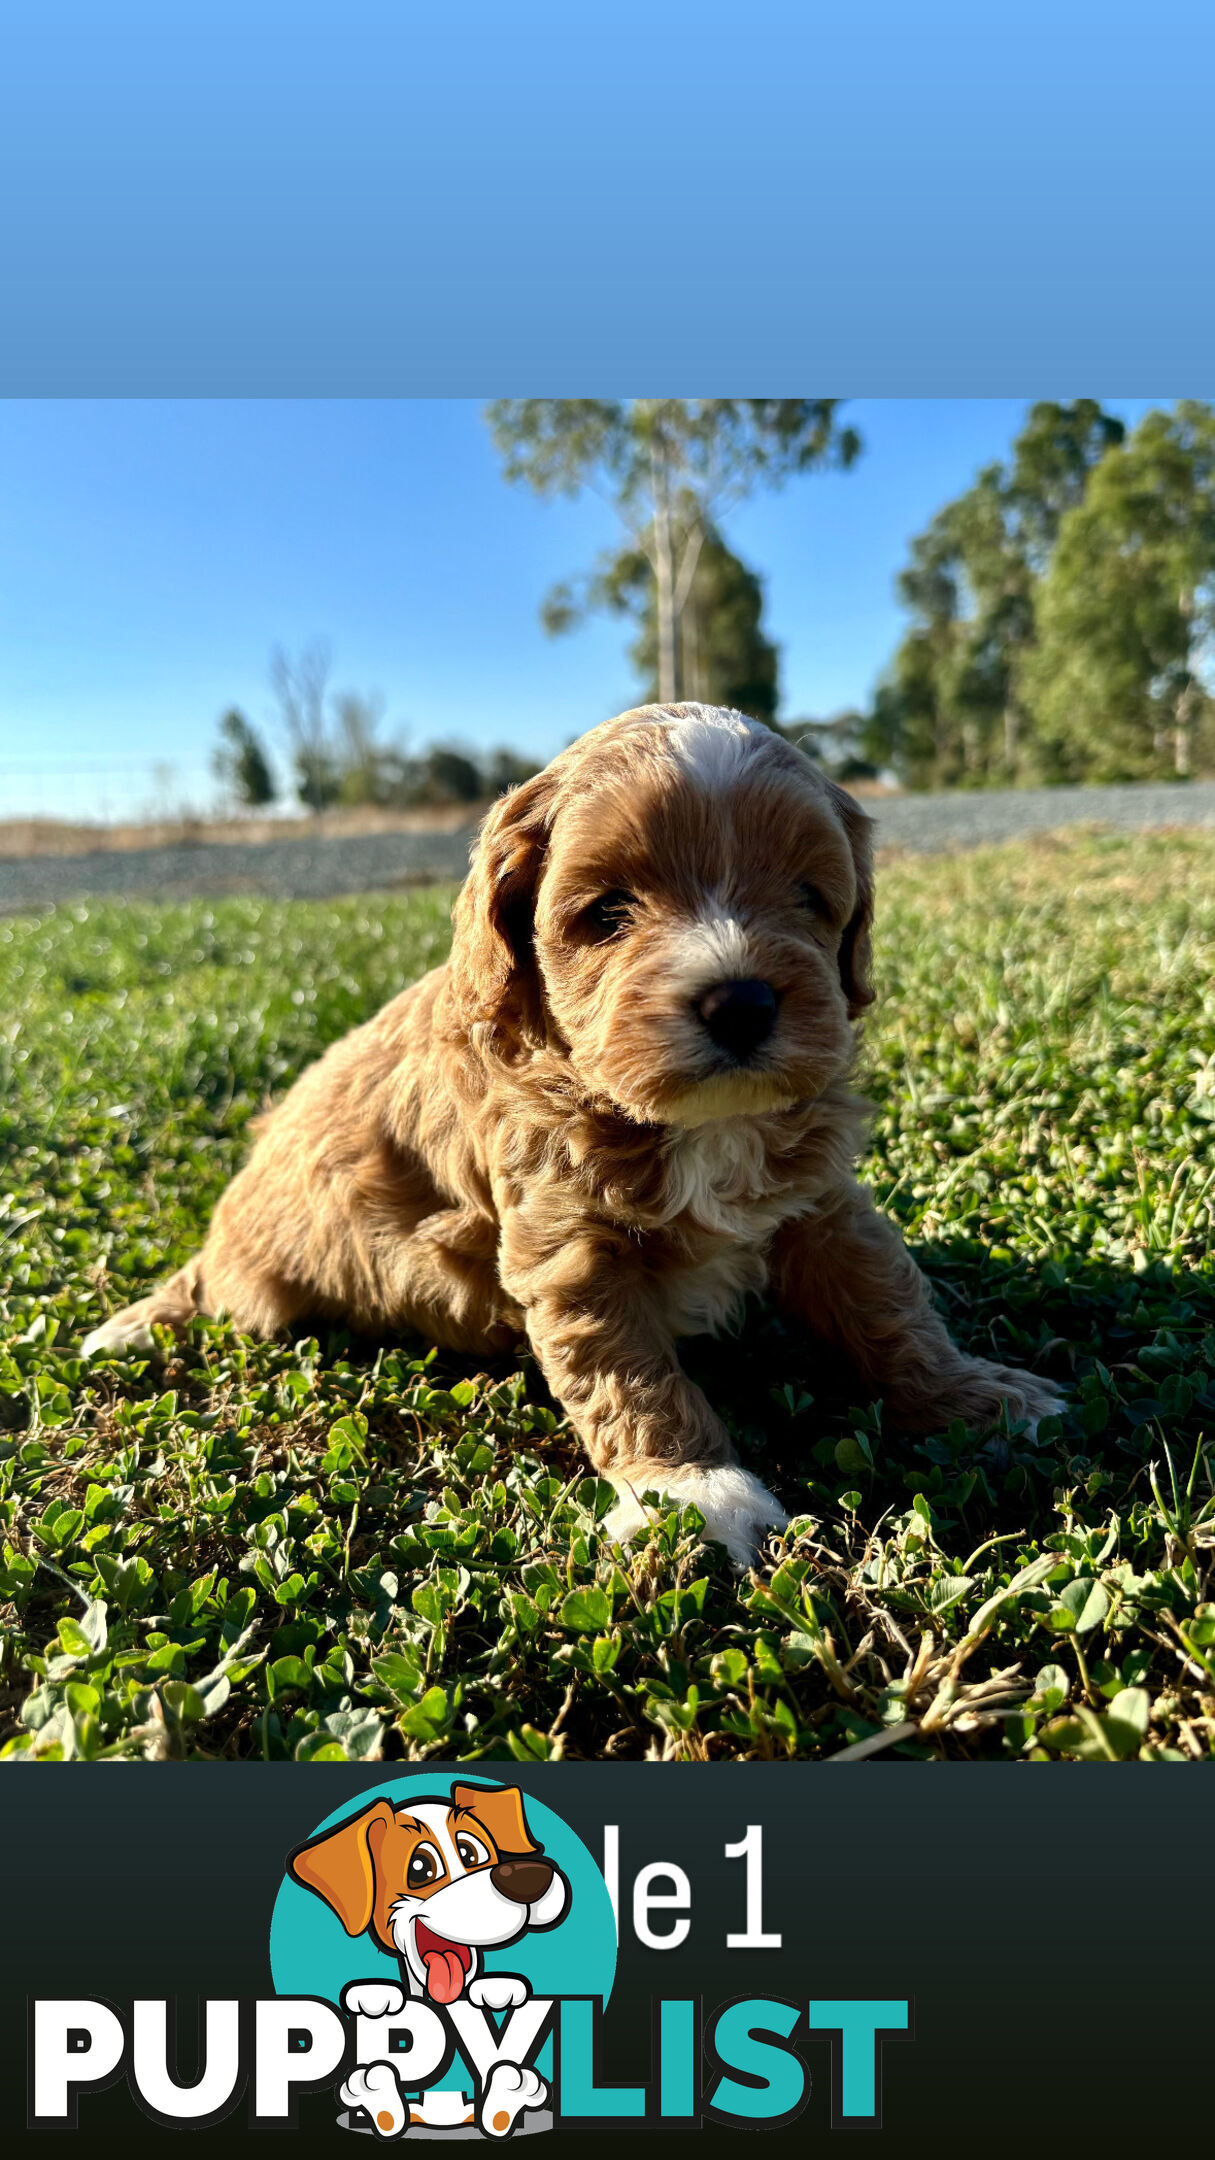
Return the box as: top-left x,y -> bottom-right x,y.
289,1783 -> 569,2003
83,702 -> 1061,1562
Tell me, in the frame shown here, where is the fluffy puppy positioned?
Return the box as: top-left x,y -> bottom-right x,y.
83,703 -> 1062,1562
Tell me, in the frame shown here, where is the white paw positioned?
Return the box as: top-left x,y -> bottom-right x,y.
479,2061 -> 546,2137
81,1313 -> 156,1359
342,1980 -> 407,2021
605,1461 -> 788,1568
340,2061 -> 405,2137
468,1973 -> 529,2011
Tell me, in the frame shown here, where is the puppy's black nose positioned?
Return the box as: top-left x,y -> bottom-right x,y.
694,978 -> 779,1061
491,1858 -> 554,1905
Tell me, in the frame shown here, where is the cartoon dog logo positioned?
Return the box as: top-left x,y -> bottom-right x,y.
287,1783 -> 569,2136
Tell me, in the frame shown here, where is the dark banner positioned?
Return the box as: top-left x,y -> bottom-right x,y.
2,1764 -> 1207,2155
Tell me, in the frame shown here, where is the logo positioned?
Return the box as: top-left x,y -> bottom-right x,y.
272,1775 -> 612,2136
27,1777 -> 910,2136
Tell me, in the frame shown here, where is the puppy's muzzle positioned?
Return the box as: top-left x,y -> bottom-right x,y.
490,1856 -> 555,1904
694,977 -> 779,1062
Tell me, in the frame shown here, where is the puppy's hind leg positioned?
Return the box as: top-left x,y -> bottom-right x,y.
374,1206 -> 526,1356
81,1257 -> 208,1360
82,1245 -> 307,1359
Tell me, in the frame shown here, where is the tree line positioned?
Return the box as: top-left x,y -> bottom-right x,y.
489,397 -> 1215,789
862,400 -> 1215,787
212,641 -> 537,814
215,398 -> 1215,809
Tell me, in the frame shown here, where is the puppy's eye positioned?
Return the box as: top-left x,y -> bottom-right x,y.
407,1842 -> 444,1889
456,1833 -> 489,1869
797,881 -> 831,919
580,889 -> 638,943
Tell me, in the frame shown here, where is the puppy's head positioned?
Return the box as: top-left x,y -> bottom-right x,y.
450,703 -> 873,1125
287,1783 -> 569,2005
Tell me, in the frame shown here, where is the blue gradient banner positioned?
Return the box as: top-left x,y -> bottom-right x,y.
1,0 -> 1212,391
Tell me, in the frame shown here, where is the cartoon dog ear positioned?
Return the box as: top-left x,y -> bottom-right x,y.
447,772 -> 555,1055
450,1782 -> 540,1858
826,780 -> 875,1019
287,1799 -> 399,1937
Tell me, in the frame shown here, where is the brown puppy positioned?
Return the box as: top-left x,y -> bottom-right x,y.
83,703 -> 1062,1561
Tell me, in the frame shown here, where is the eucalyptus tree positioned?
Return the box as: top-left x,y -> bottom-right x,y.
486,399 -> 860,705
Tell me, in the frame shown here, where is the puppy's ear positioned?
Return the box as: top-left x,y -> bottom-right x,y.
450,1781 -> 540,1858
448,773 -> 555,1053
287,1798 -> 398,1936
826,781 -> 875,1019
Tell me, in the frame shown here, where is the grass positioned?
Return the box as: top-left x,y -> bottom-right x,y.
2,830 -> 1215,1764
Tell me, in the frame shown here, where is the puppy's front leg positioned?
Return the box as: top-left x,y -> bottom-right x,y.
499,1213 -> 786,1566
770,1186 -> 1065,1435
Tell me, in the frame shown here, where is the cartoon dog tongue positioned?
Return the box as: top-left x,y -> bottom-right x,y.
416,1923 -> 470,2004
423,1948 -> 466,2004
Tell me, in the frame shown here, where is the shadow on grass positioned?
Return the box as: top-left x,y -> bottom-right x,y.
691,1236 -> 1215,1536
296,1233 -> 1215,1543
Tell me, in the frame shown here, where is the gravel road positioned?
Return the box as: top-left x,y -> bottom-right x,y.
873,778 -> 1215,853
4,780 -> 1215,913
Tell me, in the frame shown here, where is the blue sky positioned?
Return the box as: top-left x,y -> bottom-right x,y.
0,398 -> 1181,818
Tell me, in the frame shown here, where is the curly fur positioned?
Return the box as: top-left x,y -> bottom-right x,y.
84,703 -> 1061,1561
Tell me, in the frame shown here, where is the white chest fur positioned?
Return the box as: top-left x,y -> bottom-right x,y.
657,1117 -> 809,1340
664,1118 -> 786,1238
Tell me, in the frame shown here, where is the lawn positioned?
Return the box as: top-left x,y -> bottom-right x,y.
2,830 -> 1214,1763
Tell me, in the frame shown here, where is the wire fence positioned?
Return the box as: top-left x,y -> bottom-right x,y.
0,759 -> 247,827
